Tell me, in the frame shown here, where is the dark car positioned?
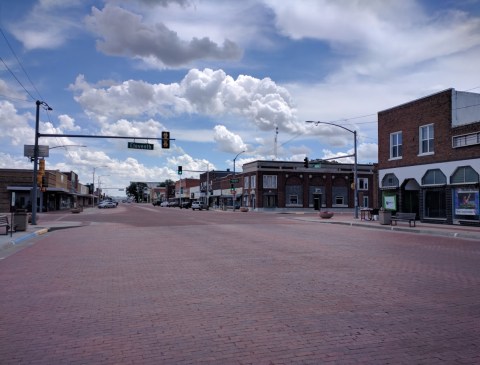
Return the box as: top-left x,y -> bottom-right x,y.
179,201 -> 191,209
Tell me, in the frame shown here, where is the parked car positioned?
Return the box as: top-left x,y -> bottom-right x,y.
160,201 -> 169,207
179,201 -> 191,209
191,201 -> 209,210
98,201 -> 117,209
152,200 -> 162,206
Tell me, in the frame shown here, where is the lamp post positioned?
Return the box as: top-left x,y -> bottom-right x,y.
92,166 -> 107,207
31,100 -> 52,225
98,175 -> 110,198
232,150 -> 246,211
306,121 -> 358,219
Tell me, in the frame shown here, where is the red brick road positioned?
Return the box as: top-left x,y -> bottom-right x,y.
1,206 -> 479,364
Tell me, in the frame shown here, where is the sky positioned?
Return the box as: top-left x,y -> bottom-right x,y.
1,0 -> 479,196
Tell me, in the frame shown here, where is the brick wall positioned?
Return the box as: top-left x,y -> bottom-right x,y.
378,89 -> 480,170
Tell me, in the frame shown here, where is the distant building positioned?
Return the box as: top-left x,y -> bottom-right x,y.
377,88 -> 480,226
0,168 -> 93,213
198,161 -> 376,211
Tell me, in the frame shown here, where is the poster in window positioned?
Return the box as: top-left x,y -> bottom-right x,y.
454,188 -> 479,216
383,195 -> 396,210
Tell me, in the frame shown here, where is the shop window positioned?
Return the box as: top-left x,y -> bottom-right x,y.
453,188 -> 479,220
421,169 -> 446,185
424,190 -> 446,218
289,195 -> 298,205
419,124 -> 434,155
390,131 -> 402,159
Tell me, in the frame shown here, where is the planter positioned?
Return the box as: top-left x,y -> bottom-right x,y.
319,211 -> 334,219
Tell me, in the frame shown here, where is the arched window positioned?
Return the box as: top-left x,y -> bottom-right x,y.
421,169 -> 446,185
381,173 -> 399,188
450,166 -> 479,184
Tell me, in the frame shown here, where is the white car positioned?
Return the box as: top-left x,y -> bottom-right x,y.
98,201 -> 117,209
191,201 -> 208,210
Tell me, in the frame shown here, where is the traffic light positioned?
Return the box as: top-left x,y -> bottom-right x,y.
230,183 -> 235,191
177,166 -> 182,175
39,159 -> 45,173
303,157 -> 309,168
162,131 -> 170,149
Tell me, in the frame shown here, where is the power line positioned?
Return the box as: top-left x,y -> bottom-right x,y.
0,27 -> 43,100
0,56 -> 36,101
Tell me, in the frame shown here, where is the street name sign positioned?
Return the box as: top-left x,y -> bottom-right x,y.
128,142 -> 154,150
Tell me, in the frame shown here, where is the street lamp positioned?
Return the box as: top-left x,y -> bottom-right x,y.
50,144 -> 87,150
31,100 -> 52,225
98,175 -> 110,197
306,121 -> 358,219
232,150 -> 246,211
92,166 -> 107,207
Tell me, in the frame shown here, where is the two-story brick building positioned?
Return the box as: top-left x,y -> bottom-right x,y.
198,160 -> 377,212
378,88 -> 480,226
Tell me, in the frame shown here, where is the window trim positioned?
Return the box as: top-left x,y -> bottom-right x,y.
263,175 -> 277,189
419,123 -> 434,155
389,131 -> 403,160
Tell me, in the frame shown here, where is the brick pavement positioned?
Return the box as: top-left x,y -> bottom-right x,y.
0,216 -> 479,364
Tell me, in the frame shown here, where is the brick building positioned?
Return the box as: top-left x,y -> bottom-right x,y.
197,160 -> 376,212
378,88 -> 480,225
0,169 -> 93,213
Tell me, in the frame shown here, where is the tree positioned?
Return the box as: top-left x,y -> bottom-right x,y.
126,182 -> 147,203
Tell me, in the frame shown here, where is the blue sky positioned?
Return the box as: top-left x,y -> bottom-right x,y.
1,0 -> 479,195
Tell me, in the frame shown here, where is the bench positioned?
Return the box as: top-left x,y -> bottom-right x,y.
391,212 -> 417,227
0,215 -> 16,235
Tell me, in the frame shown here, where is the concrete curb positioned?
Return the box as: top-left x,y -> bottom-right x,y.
10,228 -> 50,245
295,217 -> 480,241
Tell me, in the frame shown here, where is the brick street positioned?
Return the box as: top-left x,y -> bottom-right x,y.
0,205 -> 479,364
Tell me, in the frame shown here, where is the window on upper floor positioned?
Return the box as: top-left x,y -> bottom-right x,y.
263,175 -> 277,189
358,178 -> 368,190
251,175 -> 256,189
244,176 -> 249,189
452,131 -> 480,148
390,131 -> 402,159
419,124 -> 434,155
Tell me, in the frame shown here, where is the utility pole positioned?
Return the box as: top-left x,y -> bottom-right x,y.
31,101 -> 52,225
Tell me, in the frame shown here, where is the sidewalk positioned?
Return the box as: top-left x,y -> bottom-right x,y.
0,215 -> 84,255
292,211 -> 480,241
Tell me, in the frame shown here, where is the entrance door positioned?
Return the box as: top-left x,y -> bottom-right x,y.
264,195 -> 277,208
313,193 -> 322,210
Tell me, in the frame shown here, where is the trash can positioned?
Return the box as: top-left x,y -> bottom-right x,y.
14,209 -> 28,231
379,210 -> 391,225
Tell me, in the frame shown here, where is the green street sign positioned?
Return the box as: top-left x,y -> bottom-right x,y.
230,178 -> 239,183
128,142 -> 154,150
